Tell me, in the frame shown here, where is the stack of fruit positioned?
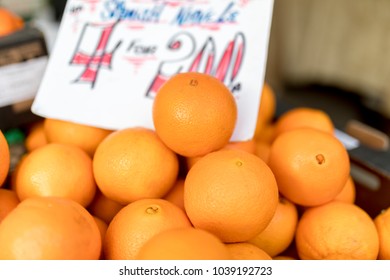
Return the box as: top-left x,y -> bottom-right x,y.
0,72 -> 388,260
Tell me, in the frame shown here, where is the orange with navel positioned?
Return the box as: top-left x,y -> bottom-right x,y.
153,72 -> 237,157
184,149 -> 279,243
104,198 -> 192,260
268,128 -> 350,206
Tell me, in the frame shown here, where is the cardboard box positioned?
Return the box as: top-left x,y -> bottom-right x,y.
345,125 -> 390,218
0,26 -> 48,131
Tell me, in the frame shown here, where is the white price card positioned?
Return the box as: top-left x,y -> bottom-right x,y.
32,0 -> 274,141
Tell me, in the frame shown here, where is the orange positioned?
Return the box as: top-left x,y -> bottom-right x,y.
223,139 -> 256,154
136,227 -> 230,260
87,190 -> 124,224
0,196 -> 101,259
254,140 -> 271,163
44,118 -> 112,157
273,107 -> 334,140
226,242 -> 272,260
15,143 -> 96,207
185,155 -> 203,171
333,175 -> 356,204
255,123 -> 275,144
254,83 -> 276,139
268,128 -> 350,206
0,8 -> 24,37
0,130 -> 10,187
295,201 -> 379,260
93,216 -> 108,244
93,127 -> 179,204
153,72 -> 237,157
184,149 -> 279,243
104,198 -> 192,260
249,196 -> 298,257
163,178 -> 185,212
93,216 -> 108,259
0,188 -> 19,223
374,207 -> 390,260
24,121 -> 48,152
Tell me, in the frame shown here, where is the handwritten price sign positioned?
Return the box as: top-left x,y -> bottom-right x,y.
32,0 -> 274,141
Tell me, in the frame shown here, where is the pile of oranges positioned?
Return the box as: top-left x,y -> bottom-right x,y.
0,72 -> 389,260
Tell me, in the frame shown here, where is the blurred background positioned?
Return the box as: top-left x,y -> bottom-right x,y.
0,0 -> 65,51
266,0 -> 390,135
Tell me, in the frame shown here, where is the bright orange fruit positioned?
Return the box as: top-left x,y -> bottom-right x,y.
15,143 -> 96,207
104,198 -> 192,260
268,128 -> 350,206
273,107 -> 334,140
93,127 -> 179,204
184,149 -> 279,243
136,227 -> 230,260
24,121 -> 48,152
249,196 -> 298,257
226,242 -> 272,260
0,197 -> 101,259
0,188 -> 19,223
333,175 -> 356,204
374,207 -> 390,260
153,72 -> 237,157
295,201 -> 379,260
44,118 -> 112,157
